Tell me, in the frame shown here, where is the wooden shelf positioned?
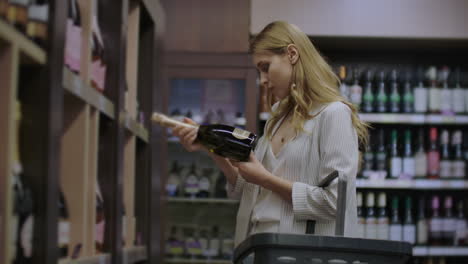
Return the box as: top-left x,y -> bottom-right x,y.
121,112 -> 149,142
413,247 -> 468,257
359,113 -> 468,125
59,254 -> 111,264
123,246 -> 147,263
165,258 -> 231,264
63,68 -> 115,119
168,197 -> 239,204
356,179 -> 468,190
0,19 -> 46,64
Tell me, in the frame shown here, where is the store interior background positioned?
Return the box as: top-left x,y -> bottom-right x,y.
1,0 -> 467,264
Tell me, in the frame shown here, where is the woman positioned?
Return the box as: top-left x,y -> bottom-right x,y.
172,21 -> 369,246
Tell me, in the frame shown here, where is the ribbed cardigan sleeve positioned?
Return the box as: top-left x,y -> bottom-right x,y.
292,102 -> 359,221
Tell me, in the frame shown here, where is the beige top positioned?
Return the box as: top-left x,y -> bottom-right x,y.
227,101 -> 360,246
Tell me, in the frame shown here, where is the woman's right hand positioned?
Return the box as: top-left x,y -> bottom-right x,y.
172,117 -> 205,152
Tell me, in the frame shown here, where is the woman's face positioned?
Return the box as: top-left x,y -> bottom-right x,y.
253,51 -> 293,100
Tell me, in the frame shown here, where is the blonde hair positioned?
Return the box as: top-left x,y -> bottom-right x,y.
250,21 -> 369,153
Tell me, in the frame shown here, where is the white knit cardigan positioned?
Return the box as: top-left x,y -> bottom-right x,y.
227,101 -> 359,246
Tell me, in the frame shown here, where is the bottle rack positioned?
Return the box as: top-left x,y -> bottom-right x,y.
0,0 -> 165,263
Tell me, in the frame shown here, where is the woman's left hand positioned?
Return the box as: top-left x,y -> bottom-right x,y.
230,152 -> 272,186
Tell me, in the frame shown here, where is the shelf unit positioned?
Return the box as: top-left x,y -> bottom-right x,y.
356,179 -> 468,190
0,0 -> 165,263
359,113 -> 468,125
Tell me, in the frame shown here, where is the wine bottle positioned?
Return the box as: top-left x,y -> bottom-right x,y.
152,112 -> 258,162
389,69 -> 401,113
417,197 -> 428,245
427,128 -> 440,179
376,192 -> 389,240
376,71 -> 388,113
439,129 -> 451,179
414,66 -> 428,113
402,196 -> 416,245
402,129 -> 415,179
338,65 -> 349,101
356,192 -> 365,238
365,192 -> 377,239
402,70 -> 414,113
427,66 -> 440,113
452,130 -> 465,179
454,200 -> 467,246
442,196 -> 455,246
349,68 -> 362,108
166,161 -> 181,197
184,164 -> 199,199
429,196 -> 442,245
414,128 -> 427,179
452,67 -> 465,114
439,66 -> 453,115
389,129 -> 402,179
389,196 -> 402,242
362,70 -> 374,113
214,171 -> 227,198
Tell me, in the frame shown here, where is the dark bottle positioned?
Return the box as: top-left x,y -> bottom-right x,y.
414,128 -> 427,179
214,171 -> 227,198
375,129 -> 387,174
349,68 -> 362,108
454,200 -> 467,246
389,129 -> 402,179
417,197 -> 428,245
389,196 -> 402,241
439,129 -> 451,180
442,196 -> 455,246
453,67 -> 466,114
6,0 -> 30,32
429,196 -> 442,245
389,69 -> 401,113
184,164 -> 200,198
402,130 -> 415,179
402,70 -> 414,113
427,128 -> 440,179
361,131 -> 374,179
376,71 -> 388,113
166,161 -> 181,197
153,112 -> 257,162
362,70 -> 374,113
58,190 -> 70,259
402,197 -> 416,245
452,130 -> 465,179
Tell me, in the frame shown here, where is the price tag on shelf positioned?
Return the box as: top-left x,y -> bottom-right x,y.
448,180 -> 465,188
414,180 -> 442,189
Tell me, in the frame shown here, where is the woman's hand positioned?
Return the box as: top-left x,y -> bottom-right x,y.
230,152 -> 272,186
172,118 -> 205,152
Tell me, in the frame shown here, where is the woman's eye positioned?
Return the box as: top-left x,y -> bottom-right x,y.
261,64 -> 269,72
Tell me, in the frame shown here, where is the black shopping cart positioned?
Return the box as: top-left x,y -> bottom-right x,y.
233,171 -> 413,264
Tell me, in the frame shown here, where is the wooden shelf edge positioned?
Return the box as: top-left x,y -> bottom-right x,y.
168,197 -> 239,204
0,19 -> 46,64
359,113 -> 468,125
63,68 -> 115,119
356,179 -> 468,190
59,254 -> 111,264
121,112 -> 149,142
123,246 -> 147,263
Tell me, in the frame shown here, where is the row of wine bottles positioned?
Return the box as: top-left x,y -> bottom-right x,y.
357,192 -> 467,246
165,225 -> 234,260
360,127 -> 468,180
166,162 -> 228,199
335,65 -> 468,114
0,0 -> 49,48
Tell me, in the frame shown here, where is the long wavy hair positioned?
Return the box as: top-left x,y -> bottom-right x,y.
250,21 -> 369,153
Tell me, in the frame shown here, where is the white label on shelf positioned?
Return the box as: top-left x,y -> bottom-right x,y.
389,224 -> 403,241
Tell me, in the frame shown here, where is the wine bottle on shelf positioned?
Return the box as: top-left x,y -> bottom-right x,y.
402,196 -> 416,245
454,200 -> 467,246
184,228 -> 202,259
439,129 -> 451,180
58,190 -> 70,259
376,192 -> 389,240
364,192 -> 377,239
361,131 -> 374,179
361,70 -> 374,113
389,69 -> 401,113
197,168 -> 212,198
26,2 -> 48,48
6,0 -> 29,33
220,230 -> 234,260
338,65 -> 349,101
414,128 -> 427,179
152,112 -> 258,162
64,0 -> 82,74
402,70 -> 414,113
439,66 -> 453,115
375,71 -> 388,113
429,196 -> 442,245
356,192 -> 365,238
451,130 -> 465,179
427,127 -> 440,179
389,129 -> 402,179
199,228 -> 210,259
417,196 -> 428,245
427,66 -> 440,113
414,66 -> 428,113
166,226 -> 183,258
208,226 -> 221,259
349,68 -> 362,108
166,161 -> 181,197
402,129 -> 415,179
442,196 -> 455,246
452,67 -> 466,114
214,171 -> 227,199
389,196 -> 403,242
375,129 -> 387,178
184,163 -> 199,199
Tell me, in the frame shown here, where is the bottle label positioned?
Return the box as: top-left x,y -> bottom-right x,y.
377,217 -> 389,240
427,151 -> 440,177
357,217 -> 365,238
414,87 -> 428,112
390,157 -> 402,178
232,128 -> 250,140
403,225 -> 416,244
65,19 -> 82,73
340,84 -> 349,100
185,175 -> 199,195
20,216 -> 34,258
365,217 -> 377,239
376,152 -> 387,171
186,238 -> 202,256
417,220 -> 428,244
59,219 -> 70,247
430,218 -> 442,233
439,161 -> 451,179
168,240 -> 184,255
455,219 -> 467,245
199,177 -> 210,192
442,218 -> 456,233
166,184 -> 178,197
402,158 -> 415,179
452,88 -> 465,113
389,224 -> 403,241
199,238 -> 210,256
414,153 -> 427,177
429,88 -> 441,112
221,238 -> 234,256
452,161 -> 466,178
208,239 -> 221,257
350,85 -> 362,105
440,89 -> 453,114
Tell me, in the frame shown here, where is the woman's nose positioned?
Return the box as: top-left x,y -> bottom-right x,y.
260,73 -> 268,87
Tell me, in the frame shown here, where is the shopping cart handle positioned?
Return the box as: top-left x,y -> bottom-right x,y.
305,170 -> 347,236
